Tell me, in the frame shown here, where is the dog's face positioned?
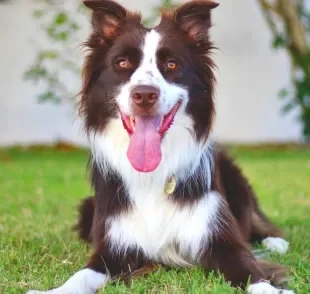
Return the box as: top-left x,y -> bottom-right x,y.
81,0 -> 218,173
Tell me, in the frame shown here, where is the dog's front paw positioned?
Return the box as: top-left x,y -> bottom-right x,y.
26,290 -> 73,294
26,290 -> 66,294
247,282 -> 295,294
262,237 -> 289,255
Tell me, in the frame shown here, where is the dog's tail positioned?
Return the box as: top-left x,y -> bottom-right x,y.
74,196 -> 95,243
256,259 -> 290,286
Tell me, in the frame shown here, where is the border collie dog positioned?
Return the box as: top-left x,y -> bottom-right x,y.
28,1 -> 294,293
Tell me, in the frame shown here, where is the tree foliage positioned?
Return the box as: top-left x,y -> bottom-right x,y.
24,0 -> 174,105
258,0 -> 310,139
25,0 -> 310,139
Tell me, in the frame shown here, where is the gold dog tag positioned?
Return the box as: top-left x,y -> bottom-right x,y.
164,176 -> 176,195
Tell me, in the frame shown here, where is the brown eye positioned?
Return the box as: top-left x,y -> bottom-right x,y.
167,60 -> 177,70
117,58 -> 129,68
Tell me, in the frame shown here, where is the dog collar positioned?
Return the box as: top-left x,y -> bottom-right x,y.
164,176 -> 176,195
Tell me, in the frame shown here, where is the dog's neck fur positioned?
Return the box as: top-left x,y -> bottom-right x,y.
90,117 -> 215,202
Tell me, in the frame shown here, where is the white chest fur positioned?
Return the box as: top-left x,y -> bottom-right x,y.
91,116 -> 217,265
107,189 -> 221,266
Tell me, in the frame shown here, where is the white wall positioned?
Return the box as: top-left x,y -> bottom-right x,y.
0,0 -> 301,146
212,0 -> 301,142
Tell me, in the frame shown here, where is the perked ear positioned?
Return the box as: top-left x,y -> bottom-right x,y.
173,0 -> 219,44
83,0 -> 127,41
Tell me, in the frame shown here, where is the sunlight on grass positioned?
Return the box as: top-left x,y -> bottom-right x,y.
0,147 -> 309,293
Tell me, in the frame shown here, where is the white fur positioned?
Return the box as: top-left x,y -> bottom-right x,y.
115,29 -> 188,116
91,115 -> 217,265
262,237 -> 289,255
90,27 -> 215,190
90,115 -> 216,265
90,116 -> 213,190
247,282 -> 295,294
90,26 -> 218,270
107,191 -> 221,265
26,11 -> 295,294
27,269 -> 108,294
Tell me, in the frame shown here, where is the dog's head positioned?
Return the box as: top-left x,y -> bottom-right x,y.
81,0 -> 218,173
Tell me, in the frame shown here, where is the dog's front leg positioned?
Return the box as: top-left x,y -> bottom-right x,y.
201,210 -> 294,294
26,246 -> 152,294
203,240 -> 294,293
25,249 -> 112,294
26,267 -> 108,294
204,240 -> 263,286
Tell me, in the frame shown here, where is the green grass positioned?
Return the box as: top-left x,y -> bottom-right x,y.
0,147 -> 309,293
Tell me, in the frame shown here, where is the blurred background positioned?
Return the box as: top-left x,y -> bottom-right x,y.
1,2 -> 310,293
0,0 -> 309,147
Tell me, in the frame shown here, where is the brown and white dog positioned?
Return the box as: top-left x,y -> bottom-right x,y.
27,1 -> 294,293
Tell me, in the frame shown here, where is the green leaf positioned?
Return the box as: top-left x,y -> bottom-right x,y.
281,102 -> 296,114
46,26 -> 69,41
296,79 -> 310,98
278,88 -> 289,99
24,66 -> 47,82
55,12 -> 68,26
162,0 -> 176,8
39,51 -> 58,60
38,91 -> 62,104
58,31 -> 69,41
47,27 -> 56,38
272,34 -> 286,49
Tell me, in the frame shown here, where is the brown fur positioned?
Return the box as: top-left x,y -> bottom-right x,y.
257,260 -> 289,285
75,149 -> 288,287
74,196 -> 95,243
73,0 -> 290,290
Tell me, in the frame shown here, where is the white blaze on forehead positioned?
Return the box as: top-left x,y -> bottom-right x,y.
115,29 -> 188,115
130,29 -> 162,86
144,29 -> 161,56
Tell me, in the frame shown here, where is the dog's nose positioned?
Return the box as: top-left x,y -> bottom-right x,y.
131,85 -> 160,109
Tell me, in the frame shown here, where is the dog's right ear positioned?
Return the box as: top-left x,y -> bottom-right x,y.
173,0 -> 219,45
83,0 -> 127,41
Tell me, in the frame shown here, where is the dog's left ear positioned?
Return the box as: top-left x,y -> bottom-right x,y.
173,0 -> 219,45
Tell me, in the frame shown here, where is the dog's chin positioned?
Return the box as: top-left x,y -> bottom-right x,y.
119,101 -> 182,173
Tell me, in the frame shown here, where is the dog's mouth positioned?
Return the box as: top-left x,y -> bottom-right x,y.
120,101 -> 181,173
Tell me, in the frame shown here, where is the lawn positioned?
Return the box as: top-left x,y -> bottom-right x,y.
0,146 -> 309,294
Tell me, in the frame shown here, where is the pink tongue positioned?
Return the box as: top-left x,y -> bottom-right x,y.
127,116 -> 162,172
